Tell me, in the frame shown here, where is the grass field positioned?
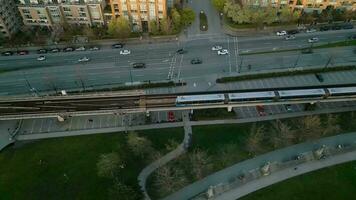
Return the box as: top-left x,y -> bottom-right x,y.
240,160 -> 356,200
0,128 -> 184,200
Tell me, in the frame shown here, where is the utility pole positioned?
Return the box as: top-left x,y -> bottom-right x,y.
23,72 -> 39,96
293,54 -> 301,68
129,69 -> 133,84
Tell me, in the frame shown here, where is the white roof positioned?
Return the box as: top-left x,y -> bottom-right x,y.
228,91 -> 275,100
176,94 -> 225,103
328,87 -> 356,94
278,89 -> 325,97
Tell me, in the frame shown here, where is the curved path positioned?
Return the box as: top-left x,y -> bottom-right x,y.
163,132 -> 356,200
138,111 -> 192,200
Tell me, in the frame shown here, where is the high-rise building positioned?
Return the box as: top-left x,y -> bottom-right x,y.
109,0 -> 168,31
17,0 -> 107,27
0,0 -> 22,38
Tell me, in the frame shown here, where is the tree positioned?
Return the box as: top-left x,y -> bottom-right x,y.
171,8 -> 181,32
149,20 -> 159,35
189,149 -> 212,180
270,120 -> 296,149
154,165 -> 188,196
278,6 -> 300,24
216,143 -> 244,169
96,152 -> 123,178
180,8 -> 195,27
108,16 -> 131,39
127,131 -> 153,158
83,26 -> 96,40
108,180 -> 139,200
295,115 -> 322,142
245,124 -> 265,155
322,114 -> 341,136
212,0 -> 226,12
159,17 -> 172,35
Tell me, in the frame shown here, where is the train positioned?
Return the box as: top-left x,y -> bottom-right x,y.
175,86 -> 356,106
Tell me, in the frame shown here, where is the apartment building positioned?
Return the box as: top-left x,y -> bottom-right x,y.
0,0 -> 22,38
241,0 -> 355,11
109,0 -> 168,31
17,0 -> 107,27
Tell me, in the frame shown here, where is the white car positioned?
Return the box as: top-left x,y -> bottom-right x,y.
217,49 -> 229,55
306,28 -> 317,33
75,46 -> 86,51
78,57 -> 90,62
276,31 -> 287,36
120,49 -> 131,55
89,46 -> 100,51
285,35 -> 295,40
37,55 -> 46,61
308,37 -> 319,43
211,46 -> 223,51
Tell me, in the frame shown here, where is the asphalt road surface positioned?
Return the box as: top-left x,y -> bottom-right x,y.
0,29 -> 355,96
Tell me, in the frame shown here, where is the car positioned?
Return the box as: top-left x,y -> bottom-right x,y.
78,57 -> 90,62
120,49 -> 131,55
89,46 -> 100,51
75,46 -> 86,51
343,23 -> 354,29
348,34 -> 356,40
190,58 -> 202,64
50,48 -> 60,53
276,30 -> 287,36
217,49 -> 229,55
168,111 -> 175,122
63,47 -> 74,52
315,73 -> 324,82
256,105 -> 266,116
285,104 -> 292,112
132,62 -> 146,68
17,50 -> 29,55
285,35 -> 296,40
37,55 -> 46,61
306,28 -> 317,33
331,25 -> 342,30
211,45 -> 223,51
308,37 -> 319,43
320,26 -> 330,31
301,48 -> 313,54
112,43 -> 124,48
1,51 -> 13,56
287,30 -> 299,35
37,49 -> 47,54
176,48 -> 187,54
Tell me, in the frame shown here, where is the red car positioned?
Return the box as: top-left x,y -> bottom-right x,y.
256,105 -> 266,116
17,50 -> 29,55
168,111 -> 175,122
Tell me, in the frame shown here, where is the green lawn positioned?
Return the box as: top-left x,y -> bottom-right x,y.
240,160 -> 356,200
0,128 -> 184,200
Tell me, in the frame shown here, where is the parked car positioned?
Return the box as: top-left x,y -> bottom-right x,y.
63,47 -> 74,52
315,73 -> 324,82
78,57 -> 90,62
285,104 -> 292,112
132,62 -> 146,68
120,49 -> 131,55
285,35 -> 296,40
89,46 -> 100,51
306,28 -> 317,33
168,111 -> 175,122
343,23 -> 354,29
331,25 -> 342,30
348,34 -> 356,40
256,105 -> 266,116
112,43 -> 124,48
287,29 -> 299,35
308,37 -> 319,43
301,48 -> 313,54
217,49 -> 229,55
17,50 -> 29,55
320,26 -> 330,31
176,48 -> 187,54
1,51 -> 13,56
190,58 -> 202,64
50,48 -> 60,53
37,55 -> 46,61
75,46 -> 86,51
276,30 -> 287,36
37,49 -> 47,54
211,45 -> 223,51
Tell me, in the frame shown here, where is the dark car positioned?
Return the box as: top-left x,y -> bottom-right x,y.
331,25 -> 342,30
301,48 -> 313,54
63,47 -> 74,52
1,51 -> 14,56
132,62 -> 146,68
37,49 -> 47,54
348,34 -> 356,40
17,50 -> 29,55
176,48 -> 187,54
287,29 -> 299,35
315,73 -> 324,82
343,23 -> 354,29
50,48 -> 60,53
320,26 -> 330,31
190,58 -> 202,64
112,43 -> 124,48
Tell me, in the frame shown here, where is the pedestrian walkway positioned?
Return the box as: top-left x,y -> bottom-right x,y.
163,132 -> 356,200
138,111 -> 192,200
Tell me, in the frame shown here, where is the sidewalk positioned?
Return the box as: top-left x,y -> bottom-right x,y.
0,120 -> 22,151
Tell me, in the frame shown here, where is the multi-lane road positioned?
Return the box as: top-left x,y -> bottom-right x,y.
0,29 -> 355,96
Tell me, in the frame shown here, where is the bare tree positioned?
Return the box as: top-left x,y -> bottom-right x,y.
245,124 -> 265,155
322,114 -> 341,136
154,165 -> 188,196
189,149 -> 212,180
295,115 -> 322,142
108,180 -> 139,200
96,152 -> 123,178
127,131 -> 154,159
270,120 -> 296,148
165,139 -> 180,151
216,143 -> 244,170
